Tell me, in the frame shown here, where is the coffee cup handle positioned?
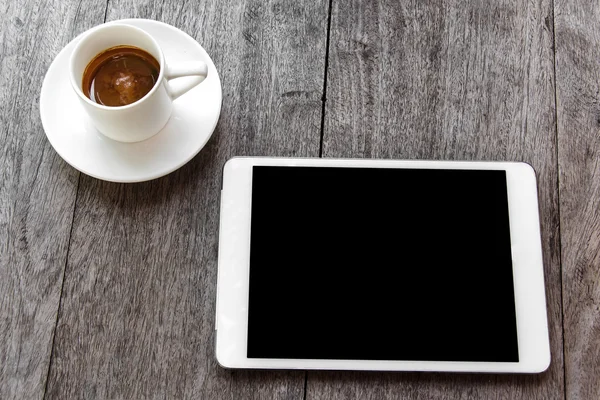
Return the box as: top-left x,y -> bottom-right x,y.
165,61 -> 208,100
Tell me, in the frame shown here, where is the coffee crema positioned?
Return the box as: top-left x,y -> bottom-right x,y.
82,45 -> 160,107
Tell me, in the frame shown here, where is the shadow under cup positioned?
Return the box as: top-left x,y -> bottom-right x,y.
70,24 -> 173,143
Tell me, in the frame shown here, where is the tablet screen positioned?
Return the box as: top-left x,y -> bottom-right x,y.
247,166 -> 518,362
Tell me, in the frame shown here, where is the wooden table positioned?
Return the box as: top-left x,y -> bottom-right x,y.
1,0 -> 598,398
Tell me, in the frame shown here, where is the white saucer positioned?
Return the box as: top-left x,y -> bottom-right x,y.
40,19 -> 222,183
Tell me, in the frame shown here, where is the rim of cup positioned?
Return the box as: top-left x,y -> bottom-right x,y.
69,23 -> 166,111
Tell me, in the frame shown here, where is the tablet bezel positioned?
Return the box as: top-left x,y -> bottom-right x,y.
215,157 -> 550,373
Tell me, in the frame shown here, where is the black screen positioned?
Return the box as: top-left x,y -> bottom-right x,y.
247,166 -> 518,362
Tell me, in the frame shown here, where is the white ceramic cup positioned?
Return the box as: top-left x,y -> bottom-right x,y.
69,23 -> 208,142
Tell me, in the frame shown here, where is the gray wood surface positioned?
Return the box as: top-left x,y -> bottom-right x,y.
42,0 -> 328,398
309,0 -> 564,399
0,1 -> 105,399
1,0 -> 599,398
555,1 -> 600,399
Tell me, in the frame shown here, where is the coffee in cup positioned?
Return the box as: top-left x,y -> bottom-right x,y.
82,45 -> 160,107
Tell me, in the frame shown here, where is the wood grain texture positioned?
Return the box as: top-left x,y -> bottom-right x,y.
554,1 -> 600,399
0,1 -> 106,399
44,0 -> 328,398
310,0 -> 564,399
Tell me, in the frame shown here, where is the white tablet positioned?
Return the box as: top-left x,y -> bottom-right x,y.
215,157 -> 550,373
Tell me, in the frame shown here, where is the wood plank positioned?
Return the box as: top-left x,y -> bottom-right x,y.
44,0 -> 328,398
309,0 -> 564,399
554,1 -> 600,399
0,1 -> 106,398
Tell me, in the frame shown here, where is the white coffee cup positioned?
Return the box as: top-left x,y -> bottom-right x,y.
69,23 -> 207,142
